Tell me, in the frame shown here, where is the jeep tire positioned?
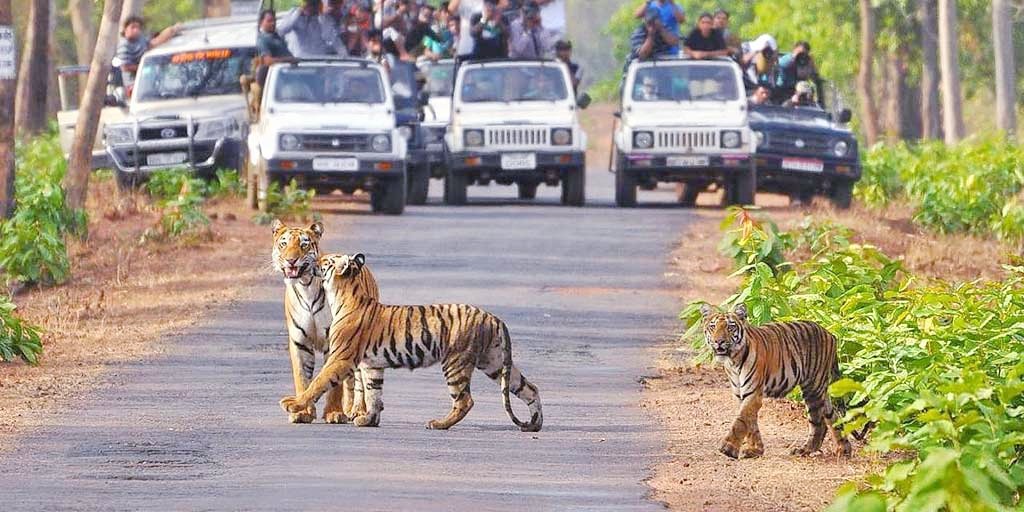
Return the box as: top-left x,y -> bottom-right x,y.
372,175 -> 406,215
677,182 -> 704,207
406,164 -> 430,205
830,181 -> 853,209
561,167 -> 585,206
728,162 -> 756,206
444,171 -> 468,206
517,182 -> 538,200
614,148 -> 636,207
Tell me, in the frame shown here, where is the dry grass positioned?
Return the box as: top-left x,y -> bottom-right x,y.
0,176 -> 274,451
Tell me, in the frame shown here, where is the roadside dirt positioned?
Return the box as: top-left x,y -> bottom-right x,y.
577,101 -> 1015,511
0,176 -> 283,451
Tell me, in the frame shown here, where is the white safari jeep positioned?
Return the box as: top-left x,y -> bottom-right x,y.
445,59 -> 588,206
247,59 -> 407,215
612,58 -> 756,207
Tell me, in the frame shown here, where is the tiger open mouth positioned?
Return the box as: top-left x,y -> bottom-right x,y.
283,263 -> 308,279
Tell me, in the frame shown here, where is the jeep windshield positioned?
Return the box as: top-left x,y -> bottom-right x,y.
631,64 -> 739,102
273,66 -> 385,105
134,47 -> 256,101
460,66 -> 568,103
750,104 -> 833,128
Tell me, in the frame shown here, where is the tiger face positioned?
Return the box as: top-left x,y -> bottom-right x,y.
700,303 -> 748,362
318,253 -> 364,296
272,219 -> 324,281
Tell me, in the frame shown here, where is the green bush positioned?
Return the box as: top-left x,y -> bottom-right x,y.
683,219 -> 1024,511
205,169 -> 245,198
141,169 -> 211,242
253,179 -> 316,225
717,206 -> 793,274
0,132 -> 87,286
0,296 -> 43,364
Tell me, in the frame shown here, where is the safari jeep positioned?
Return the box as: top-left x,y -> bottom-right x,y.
612,58 -> 756,207
412,58 -> 455,204
247,59 -> 407,215
445,59 -> 589,206
57,16 -> 257,190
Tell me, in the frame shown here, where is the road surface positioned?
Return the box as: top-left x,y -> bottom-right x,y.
0,169 -> 692,510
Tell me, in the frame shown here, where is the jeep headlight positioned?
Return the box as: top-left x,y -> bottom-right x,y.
754,131 -> 766,147
833,140 -> 849,158
551,128 -> 572,146
280,134 -> 300,151
371,134 -> 391,152
104,124 -> 134,145
720,130 -> 741,149
464,129 -> 484,147
195,118 -> 239,139
633,131 -> 653,149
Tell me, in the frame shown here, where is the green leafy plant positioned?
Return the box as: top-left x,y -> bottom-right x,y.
0,297 -> 43,364
252,179 -> 316,225
717,206 -> 794,274
204,169 -> 245,199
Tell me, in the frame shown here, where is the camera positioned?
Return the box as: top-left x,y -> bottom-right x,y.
795,52 -> 810,66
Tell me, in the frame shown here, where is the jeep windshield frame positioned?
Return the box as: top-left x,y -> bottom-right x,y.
458,64 -> 570,104
749,104 -> 834,128
629,62 -> 741,103
272,65 -> 387,105
133,47 -> 256,102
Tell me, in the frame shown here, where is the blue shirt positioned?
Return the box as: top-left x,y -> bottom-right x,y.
648,1 -> 683,53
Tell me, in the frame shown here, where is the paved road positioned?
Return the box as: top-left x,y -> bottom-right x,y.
0,169 -> 692,510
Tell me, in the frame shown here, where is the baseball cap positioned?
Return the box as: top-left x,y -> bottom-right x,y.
796,81 -> 813,94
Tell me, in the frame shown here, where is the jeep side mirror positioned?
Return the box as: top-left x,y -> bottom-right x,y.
838,108 -> 852,124
576,93 -> 592,110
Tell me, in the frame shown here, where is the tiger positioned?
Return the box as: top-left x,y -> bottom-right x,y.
279,253 -> 543,432
700,303 -> 852,459
271,220 -> 380,424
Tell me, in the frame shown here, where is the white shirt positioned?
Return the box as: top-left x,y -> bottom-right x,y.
540,0 -> 566,37
455,0 -> 482,56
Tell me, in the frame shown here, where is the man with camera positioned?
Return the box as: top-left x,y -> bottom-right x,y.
448,0 -> 510,59
776,41 -> 818,94
278,0 -> 332,57
628,6 -> 680,61
509,1 -> 557,58
740,33 -> 777,90
469,0 -> 509,59
782,81 -> 817,108
632,0 -> 684,55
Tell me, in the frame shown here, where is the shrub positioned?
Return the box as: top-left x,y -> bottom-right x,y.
0,296 -> 42,364
252,179 -> 316,225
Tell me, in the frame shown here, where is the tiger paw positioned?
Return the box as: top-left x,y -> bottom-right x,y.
323,411 -> 351,424
718,441 -> 740,459
425,420 -> 451,430
740,446 -> 764,459
280,396 -> 310,414
288,406 -> 316,424
353,414 -> 379,427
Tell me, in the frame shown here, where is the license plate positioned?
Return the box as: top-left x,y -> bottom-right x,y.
500,153 -> 536,170
782,158 -> 824,172
666,155 -> 709,167
146,152 -> 187,166
312,157 -> 359,171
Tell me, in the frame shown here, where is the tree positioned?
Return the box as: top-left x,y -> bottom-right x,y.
68,0 -> 95,66
121,0 -> 144,26
0,0 -> 14,218
857,0 -> 880,145
63,0 -> 123,210
918,0 -> 940,140
992,0 -> 1015,136
13,0 -> 49,135
204,0 -> 231,18
937,0 -> 963,143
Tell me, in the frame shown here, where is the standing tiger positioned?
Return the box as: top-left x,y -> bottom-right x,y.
279,253 -> 543,432
271,220 -> 380,424
700,303 -> 852,458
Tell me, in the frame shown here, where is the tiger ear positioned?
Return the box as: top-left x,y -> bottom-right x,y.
309,221 -> 325,239
699,303 -> 715,319
271,219 -> 285,237
733,303 -> 748,321
353,253 -> 365,269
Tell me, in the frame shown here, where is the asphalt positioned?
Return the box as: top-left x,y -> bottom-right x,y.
0,168 -> 693,510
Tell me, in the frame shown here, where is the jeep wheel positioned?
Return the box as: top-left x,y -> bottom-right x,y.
444,172 -> 468,205
406,165 -> 430,205
372,175 -> 406,215
831,181 -> 853,209
677,182 -> 704,207
561,167 -> 585,206
614,149 -> 636,207
115,170 -> 138,193
728,162 -> 756,206
517,182 -> 538,200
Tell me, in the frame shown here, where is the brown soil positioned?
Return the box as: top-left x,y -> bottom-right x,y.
0,176 -> 281,451
617,144 -> 1015,509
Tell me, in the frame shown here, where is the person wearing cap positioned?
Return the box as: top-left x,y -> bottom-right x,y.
740,33 -> 778,90
448,0 -> 509,58
509,1 -> 557,59
555,40 -> 581,92
628,6 -> 679,61
469,0 -> 509,59
683,12 -> 729,60
782,80 -> 816,108
632,0 -> 684,54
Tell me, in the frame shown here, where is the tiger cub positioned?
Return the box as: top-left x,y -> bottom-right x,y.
271,220 -> 379,424
700,303 -> 852,458
279,253 -> 543,432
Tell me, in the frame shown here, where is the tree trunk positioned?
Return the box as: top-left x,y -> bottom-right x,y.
918,0 -> 940,140
13,0 -> 49,135
993,0 -> 1015,136
938,0 -> 963,143
884,50 -> 906,142
204,0 -> 231,18
64,0 -> 123,211
120,0 -> 144,27
68,0 -> 95,65
0,0 -> 15,218
857,0 -> 880,145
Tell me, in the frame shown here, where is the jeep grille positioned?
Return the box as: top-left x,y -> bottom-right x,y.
656,130 -> 718,150
486,127 -> 549,148
296,134 -> 371,152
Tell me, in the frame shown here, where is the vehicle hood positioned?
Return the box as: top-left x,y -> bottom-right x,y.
455,104 -> 576,127
625,104 -> 747,128
129,95 -> 246,120
426,97 -> 451,123
749,119 -> 852,137
265,109 -> 395,133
